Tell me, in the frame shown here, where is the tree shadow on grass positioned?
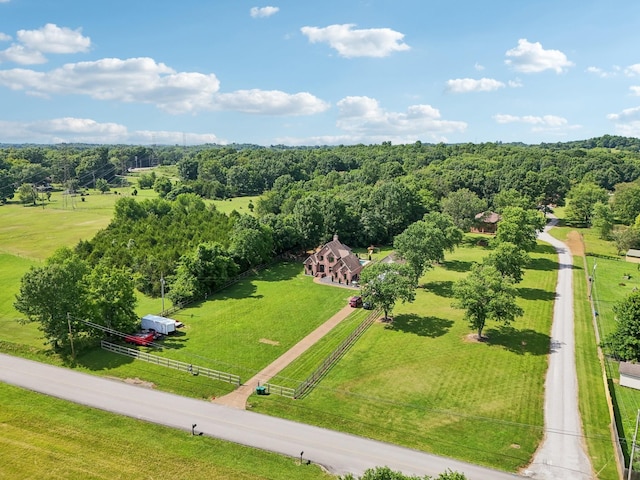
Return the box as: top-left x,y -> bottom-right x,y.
517,287 -> 557,301
252,261 -> 302,282
442,260 -> 474,272
527,257 -> 558,272
213,281 -> 262,301
76,346 -> 134,370
483,325 -> 550,355
423,280 -> 454,298
386,313 -> 453,338
534,244 -> 557,255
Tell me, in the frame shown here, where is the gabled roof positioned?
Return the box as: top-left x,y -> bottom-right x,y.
338,254 -> 362,273
620,361 -> 640,378
323,238 -> 352,259
474,211 -> 501,224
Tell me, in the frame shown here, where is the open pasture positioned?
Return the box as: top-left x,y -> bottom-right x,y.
252,243 -> 558,472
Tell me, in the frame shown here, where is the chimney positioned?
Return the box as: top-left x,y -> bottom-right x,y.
333,233 -> 339,242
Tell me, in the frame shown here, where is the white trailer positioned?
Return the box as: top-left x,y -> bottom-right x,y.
141,314 -> 176,335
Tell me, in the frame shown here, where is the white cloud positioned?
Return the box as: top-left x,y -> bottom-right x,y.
631,86 -> 640,96
0,117 -> 223,144
446,78 -> 505,93
607,106 -> 640,122
0,57 -> 221,113
0,44 -> 47,64
508,79 -> 523,88
586,65 -> 621,78
0,56 -> 328,116
474,62 -> 485,71
493,113 -> 568,126
17,23 -> 90,54
214,89 -> 329,115
607,107 -> 640,136
0,33 -> 10,42
335,96 -> 466,140
0,23 -> 91,64
250,6 -> 279,18
300,24 -> 410,58
625,64 -> 640,76
505,39 -> 573,74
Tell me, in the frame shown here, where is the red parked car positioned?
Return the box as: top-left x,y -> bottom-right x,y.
124,331 -> 154,346
349,296 -> 363,308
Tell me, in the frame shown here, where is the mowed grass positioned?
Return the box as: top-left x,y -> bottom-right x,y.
587,254 -> 640,469
251,242 -> 557,472
0,383 -> 332,480
211,195 -> 261,215
74,262 -> 356,399
572,255 -> 620,480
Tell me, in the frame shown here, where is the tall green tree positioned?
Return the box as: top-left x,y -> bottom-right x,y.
591,201 -> 614,240
604,291 -> 640,361
611,182 -> 640,225
453,263 -> 523,339
14,248 -> 90,351
483,242 -> 530,283
564,182 -> 608,226
393,213 -> 462,282
441,188 -> 488,231
493,206 -> 546,252
85,264 -> 138,334
360,262 -> 417,321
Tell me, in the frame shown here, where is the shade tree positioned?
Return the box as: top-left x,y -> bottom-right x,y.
360,262 -> 417,322
452,263 -> 523,339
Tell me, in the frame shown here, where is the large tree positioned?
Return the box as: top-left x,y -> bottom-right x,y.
441,188 -> 488,231
604,291 -> 640,361
453,263 -> 523,339
393,213 -> 462,282
611,182 -> 640,225
493,206 -> 546,252
360,262 -> 417,321
564,182 -> 609,226
14,248 -> 90,351
85,263 -> 138,334
483,242 -> 530,283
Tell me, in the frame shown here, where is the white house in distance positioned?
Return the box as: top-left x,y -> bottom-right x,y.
619,361 -> 640,390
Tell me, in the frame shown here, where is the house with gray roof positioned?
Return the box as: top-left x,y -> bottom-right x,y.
304,234 -> 363,285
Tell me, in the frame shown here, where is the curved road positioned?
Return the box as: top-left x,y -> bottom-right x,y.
0,353 -> 519,479
525,222 -> 593,479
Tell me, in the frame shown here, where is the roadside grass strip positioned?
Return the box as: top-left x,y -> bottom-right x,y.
0,382 -> 332,480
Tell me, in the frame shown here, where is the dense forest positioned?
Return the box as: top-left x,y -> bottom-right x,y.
4,135 -> 640,307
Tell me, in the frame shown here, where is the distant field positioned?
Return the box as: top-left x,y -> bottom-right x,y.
0,382 -> 332,480
212,195 -> 260,215
252,242 -> 557,472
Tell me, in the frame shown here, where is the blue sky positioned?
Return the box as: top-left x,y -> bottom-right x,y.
1,0 -> 640,146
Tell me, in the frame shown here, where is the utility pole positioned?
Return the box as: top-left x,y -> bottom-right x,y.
67,312 -> 75,360
628,409 -> 640,480
160,274 -> 165,314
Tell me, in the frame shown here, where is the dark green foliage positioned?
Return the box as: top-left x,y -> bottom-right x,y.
360,262 -> 417,321
564,182 -> 609,226
453,263 -> 524,339
611,182 -> 640,225
441,188 -> 487,231
79,195 -> 232,296
484,242 -> 530,283
492,206 -> 546,252
604,291 -> 640,361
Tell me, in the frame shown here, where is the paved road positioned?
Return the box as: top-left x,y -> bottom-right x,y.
0,353 -> 520,479
525,222 -> 594,479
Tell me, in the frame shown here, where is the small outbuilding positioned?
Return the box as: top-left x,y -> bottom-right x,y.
470,211 -> 501,234
619,361 -> 640,390
141,314 -> 178,335
625,249 -> 640,264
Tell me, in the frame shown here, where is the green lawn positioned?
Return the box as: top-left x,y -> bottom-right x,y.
251,243 -> 557,472
212,195 -> 261,215
74,261 -> 356,399
0,382 -> 332,480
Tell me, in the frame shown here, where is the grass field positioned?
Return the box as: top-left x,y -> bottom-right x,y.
0,382 -> 332,480
251,243 -> 557,473
74,261 -> 356,399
